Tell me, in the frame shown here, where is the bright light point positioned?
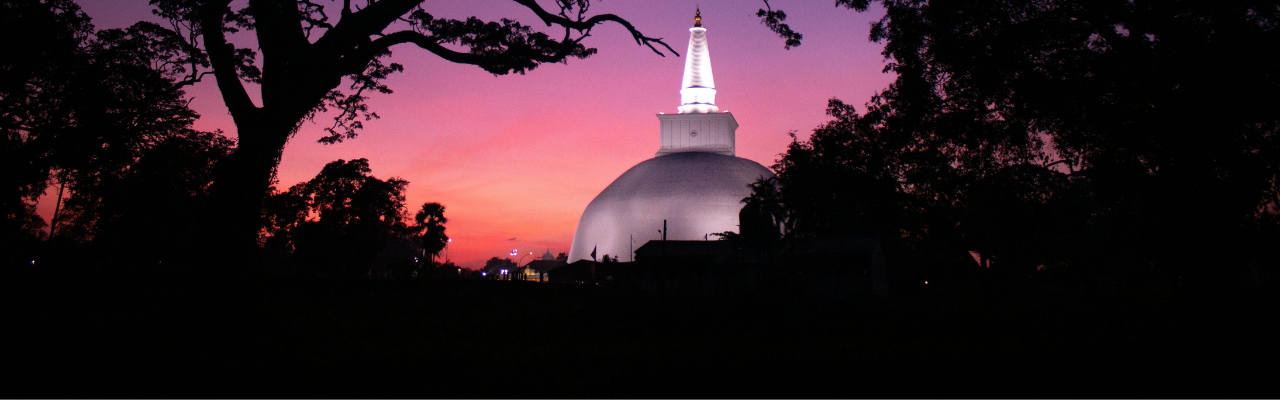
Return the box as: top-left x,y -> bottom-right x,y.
481,272 -> 486,276
30,260 -> 35,265
924,281 -> 929,285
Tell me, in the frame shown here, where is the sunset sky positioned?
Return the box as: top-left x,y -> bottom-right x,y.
56,0 -> 896,268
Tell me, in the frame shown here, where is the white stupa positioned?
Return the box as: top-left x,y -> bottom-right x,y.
567,9 -> 775,262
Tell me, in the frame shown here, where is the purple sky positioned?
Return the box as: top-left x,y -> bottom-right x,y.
55,0 -> 895,268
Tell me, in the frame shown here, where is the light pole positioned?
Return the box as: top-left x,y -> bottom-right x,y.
517,251 -> 533,280
445,238 -> 451,264
507,249 -> 518,280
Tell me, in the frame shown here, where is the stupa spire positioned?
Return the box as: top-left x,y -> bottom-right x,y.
678,8 -> 717,114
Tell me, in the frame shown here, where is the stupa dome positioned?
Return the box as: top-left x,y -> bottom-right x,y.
567,152 -> 773,262
567,9 -> 774,262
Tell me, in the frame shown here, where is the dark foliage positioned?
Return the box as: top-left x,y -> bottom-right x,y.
143,0 -> 677,260
414,202 -> 448,262
262,158 -> 427,278
0,0 -> 91,262
1,0 -> 231,270
768,0 -> 1280,290
83,130 -> 234,267
481,256 -> 517,278
757,0 -> 803,49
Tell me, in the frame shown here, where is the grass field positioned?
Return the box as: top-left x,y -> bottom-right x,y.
4,271 -> 1275,398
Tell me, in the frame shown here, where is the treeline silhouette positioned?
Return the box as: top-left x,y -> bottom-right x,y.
1,0 -> 453,276
2,1 -> 1278,397
5,0 -> 681,270
261,158 -> 452,278
4,0 -> 1279,292
2,0 -> 226,270
748,0 -> 1280,293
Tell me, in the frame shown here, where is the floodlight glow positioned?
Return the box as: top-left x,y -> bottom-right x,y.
565,16 -> 776,262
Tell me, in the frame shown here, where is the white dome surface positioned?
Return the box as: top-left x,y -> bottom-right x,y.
568,152 -> 774,262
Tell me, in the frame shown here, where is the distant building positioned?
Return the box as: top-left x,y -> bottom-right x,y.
568,9 -> 774,263
521,250 -> 566,282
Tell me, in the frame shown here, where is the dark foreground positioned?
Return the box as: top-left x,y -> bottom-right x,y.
4,271 -> 1275,398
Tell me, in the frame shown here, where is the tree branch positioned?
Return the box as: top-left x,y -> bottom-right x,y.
199,0 -> 259,121
508,0 -> 678,57
364,30 -> 575,74
314,0 -> 423,60
758,0 -> 803,49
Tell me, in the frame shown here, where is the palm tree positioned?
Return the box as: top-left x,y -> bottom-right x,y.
744,177 -> 789,241
414,202 -> 448,264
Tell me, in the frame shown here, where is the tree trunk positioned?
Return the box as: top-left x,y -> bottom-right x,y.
47,173 -> 67,240
205,116 -> 293,270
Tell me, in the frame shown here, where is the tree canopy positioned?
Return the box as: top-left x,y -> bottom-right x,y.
2,0 -> 233,269
769,0 -> 1280,285
137,0 -> 678,259
261,158 -> 448,278
414,202 -> 448,262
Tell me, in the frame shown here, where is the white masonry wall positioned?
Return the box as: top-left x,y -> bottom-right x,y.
656,112 -> 737,157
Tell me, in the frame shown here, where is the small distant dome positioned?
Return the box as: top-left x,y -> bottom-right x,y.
542,249 -> 555,261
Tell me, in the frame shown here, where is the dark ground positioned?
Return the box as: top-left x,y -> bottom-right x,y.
3,270 -> 1275,398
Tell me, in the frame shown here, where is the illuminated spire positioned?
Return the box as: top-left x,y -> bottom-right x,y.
678,8 -> 717,114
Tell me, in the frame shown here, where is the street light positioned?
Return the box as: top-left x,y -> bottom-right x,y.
445,238 -> 452,263
517,251 -> 533,281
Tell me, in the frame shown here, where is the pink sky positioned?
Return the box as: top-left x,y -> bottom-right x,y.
55,0 -> 895,268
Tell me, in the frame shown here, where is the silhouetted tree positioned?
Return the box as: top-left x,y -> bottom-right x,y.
261,184 -> 310,253
80,130 -> 234,268
263,158 -> 412,278
414,202 -> 447,263
773,100 -> 915,242
143,0 -> 679,262
771,0 -> 1280,284
482,257 -> 517,279
53,18 -> 223,243
0,0 -> 89,258
2,0 -> 231,270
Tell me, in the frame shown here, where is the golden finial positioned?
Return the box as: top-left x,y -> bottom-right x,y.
694,7 -> 702,27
